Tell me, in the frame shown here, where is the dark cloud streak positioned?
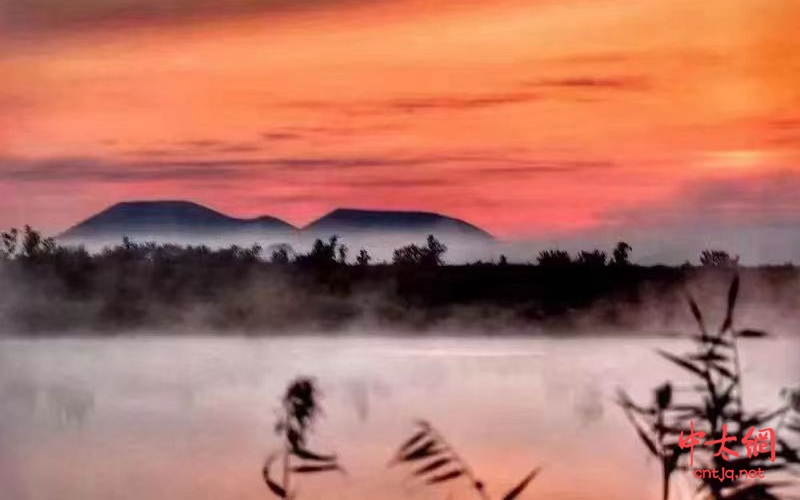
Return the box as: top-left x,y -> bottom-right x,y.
285,91 -> 542,115
1,0 -> 360,38
0,152 -> 613,183
387,92 -> 541,112
282,77 -> 647,117
527,76 -> 649,91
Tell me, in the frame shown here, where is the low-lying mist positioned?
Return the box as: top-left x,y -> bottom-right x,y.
2,226 -> 800,336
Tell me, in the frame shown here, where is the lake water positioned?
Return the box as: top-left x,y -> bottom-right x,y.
1,334 -> 798,500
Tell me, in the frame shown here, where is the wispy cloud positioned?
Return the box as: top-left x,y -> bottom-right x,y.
604,170 -> 800,228
386,92 -> 541,113
282,77 -> 646,117
767,118 -> 800,131
126,139 -> 265,158
765,118 -> 800,146
261,123 -> 406,141
0,156 -> 406,182
0,156 -> 246,182
338,177 -> 453,188
285,90 -> 542,115
0,152 -> 614,183
261,132 -> 305,142
1,0 -> 351,38
123,126 -> 407,159
529,76 -> 649,91
465,159 -> 613,175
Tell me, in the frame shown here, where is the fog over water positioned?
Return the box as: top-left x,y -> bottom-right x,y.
61,227 -> 800,266
1,333 -> 798,500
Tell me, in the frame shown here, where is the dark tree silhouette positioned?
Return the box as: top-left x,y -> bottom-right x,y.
356,249 -> 372,266
612,242 -> 632,266
536,249 -> 572,267
270,244 -> 293,265
337,244 -> 348,264
296,236 -> 344,267
700,249 -> 739,267
1,227 -> 18,259
576,250 -> 607,267
392,235 -> 447,267
20,225 -> 56,259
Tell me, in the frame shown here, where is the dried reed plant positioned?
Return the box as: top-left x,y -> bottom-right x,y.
263,377 -> 344,499
618,276 -> 800,500
390,419 -> 541,500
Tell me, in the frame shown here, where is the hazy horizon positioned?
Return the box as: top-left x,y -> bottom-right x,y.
42,197 -> 800,265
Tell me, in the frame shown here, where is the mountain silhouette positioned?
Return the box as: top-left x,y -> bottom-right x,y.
60,201 -> 295,241
303,208 -> 492,239
58,201 -> 493,244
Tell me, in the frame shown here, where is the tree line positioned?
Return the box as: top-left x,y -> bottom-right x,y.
1,226 -> 749,268
0,225 -> 789,333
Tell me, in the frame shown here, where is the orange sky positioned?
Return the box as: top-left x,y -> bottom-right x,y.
1,0 -> 800,238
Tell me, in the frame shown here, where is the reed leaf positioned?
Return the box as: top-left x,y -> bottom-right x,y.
712,382 -> 736,410
657,350 -> 707,378
290,464 -> 343,474
400,440 -> 440,462
292,446 -> 337,462
501,467 -> 542,500
725,482 -> 782,500
617,389 -> 656,415
689,351 -> 729,363
688,297 -> 708,336
721,275 -> 739,333
709,362 -> 735,379
262,455 -> 287,498
413,458 -> 452,476
633,422 -> 659,456
425,469 -> 464,485
736,329 -> 768,338
620,406 -> 659,456
397,428 -> 429,455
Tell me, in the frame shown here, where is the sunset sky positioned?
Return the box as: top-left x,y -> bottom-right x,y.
2,0 -> 800,250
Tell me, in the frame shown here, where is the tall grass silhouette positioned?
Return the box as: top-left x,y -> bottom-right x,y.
389,420 -> 541,500
618,276 -> 800,500
262,377 -> 344,499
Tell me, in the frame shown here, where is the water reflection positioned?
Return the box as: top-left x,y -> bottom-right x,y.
45,383 -> 95,426
0,335 -> 797,500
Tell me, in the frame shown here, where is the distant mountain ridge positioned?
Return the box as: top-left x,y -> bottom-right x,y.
58,201 -> 493,242
60,201 -> 295,241
303,208 -> 492,239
